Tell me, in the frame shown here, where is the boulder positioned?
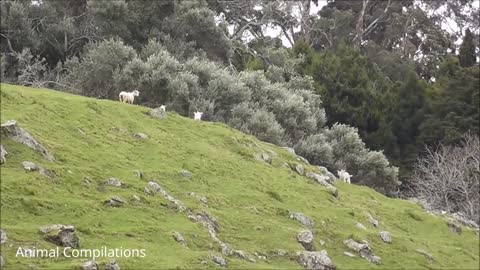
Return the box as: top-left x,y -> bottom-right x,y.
296,156 -> 310,165
297,230 -> 314,251
133,132 -> 148,139
379,231 -> 392,243
1,120 -> 54,161
343,239 -> 381,264
105,178 -> 122,187
212,254 -> 227,267
305,172 -> 331,187
45,227 -> 79,248
261,153 -> 272,164
39,224 -> 74,234
105,260 -> 120,270
295,164 -> 305,175
179,170 -> 192,180
290,212 -> 315,228
296,250 -> 336,270
0,229 -> 6,244
22,161 -> 39,171
316,167 -> 336,184
199,196 -> 208,204
81,261 -> 98,270
282,147 -> 296,155
104,196 -> 127,207
149,107 -> 167,119
172,231 -> 186,246
0,145 -> 7,164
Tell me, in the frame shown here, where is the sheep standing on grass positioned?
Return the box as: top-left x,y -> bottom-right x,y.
194,112 -> 203,121
337,169 -> 353,184
160,105 -> 166,112
119,90 -> 140,104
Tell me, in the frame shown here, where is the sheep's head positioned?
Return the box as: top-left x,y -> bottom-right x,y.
160,105 -> 166,111
194,112 -> 203,120
133,90 -> 140,96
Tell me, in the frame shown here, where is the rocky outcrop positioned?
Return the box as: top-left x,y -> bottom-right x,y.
296,250 -> 336,270
172,231 -> 186,246
1,120 -> 54,161
149,107 -> 167,119
316,167 -> 336,184
343,239 -> 381,264
379,231 -> 392,243
22,161 -> 39,171
295,164 -> 305,175
104,196 -> 127,207
146,181 -> 187,211
105,260 -> 120,270
282,147 -> 296,155
290,212 -> 315,228
297,230 -> 314,251
105,178 -> 123,187
0,145 -> 6,164
212,254 -> 227,267
44,226 -> 79,248
81,261 -> 98,270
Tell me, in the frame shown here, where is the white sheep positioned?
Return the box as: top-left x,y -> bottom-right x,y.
160,105 -> 166,111
119,90 -> 140,104
194,112 -> 203,121
337,169 -> 353,184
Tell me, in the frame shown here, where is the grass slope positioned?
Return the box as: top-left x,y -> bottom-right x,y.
0,83 -> 478,269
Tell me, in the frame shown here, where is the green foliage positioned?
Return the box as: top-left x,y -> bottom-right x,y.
459,28 -> 476,68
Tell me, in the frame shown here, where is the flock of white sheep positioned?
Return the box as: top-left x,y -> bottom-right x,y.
118,90 -> 353,183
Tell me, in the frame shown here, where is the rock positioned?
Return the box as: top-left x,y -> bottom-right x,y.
39,224 -> 74,234
220,242 -> 232,256
343,239 -> 381,264
39,167 -> 56,178
282,147 -> 296,155
133,170 -> 143,179
379,231 -> 392,243
105,260 -> 120,270
1,120 -> 54,161
297,230 -> 314,251
172,231 -> 186,246
147,181 -> 187,212
106,178 -> 122,187
306,172 -> 332,187
261,153 -> 272,164
274,249 -> 287,256
104,196 -> 126,207
296,156 -> 310,165
317,167 -> 336,184
343,252 -> 356,257
248,257 -> 257,263
295,164 -> 305,175
290,212 -> 315,228
233,250 -> 247,259
0,229 -> 6,244
22,161 -> 39,171
416,249 -> 434,261
0,145 -> 7,164
356,222 -> 367,230
81,261 -> 98,270
212,255 -> 227,267
179,169 -> 192,179
133,132 -> 148,139
296,250 -> 336,270
45,227 -> 79,248
199,196 -> 208,204
367,213 -> 379,227
149,107 -> 167,119
326,186 -> 338,198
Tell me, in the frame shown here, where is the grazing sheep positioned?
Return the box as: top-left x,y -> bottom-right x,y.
119,90 -> 140,104
194,112 -> 203,121
160,105 -> 166,112
337,169 -> 352,184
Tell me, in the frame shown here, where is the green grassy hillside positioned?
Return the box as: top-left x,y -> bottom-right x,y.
0,83 -> 478,269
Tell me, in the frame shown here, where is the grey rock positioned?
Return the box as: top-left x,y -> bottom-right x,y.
379,231 -> 392,243
367,213 -> 379,227
297,230 -> 314,251
179,169 -> 192,179
22,161 -> 39,171
282,147 -> 296,155
149,107 -> 167,119
274,249 -> 287,256
199,196 -> 208,204
39,224 -> 75,234
233,250 -> 246,259
261,153 -> 272,164
133,132 -> 148,139
106,178 -> 122,187
343,252 -> 356,258
356,223 -> 367,231
81,261 -> 98,270
290,212 -> 315,228
105,260 -> 120,270
317,166 -> 337,184
343,239 -> 381,264
296,156 -> 310,165
1,120 -> 54,161
416,249 -> 434,261
147,181 -> 187,211
296,250 -> 336,270
39,167 -> 55,178
133,170 -> 143,179
172,231 -> 186,246
0,229 -> 6,244
45,227 -> 79,248
295,164 -> 305,175
326,186 -> 338,198
306,172 -> 331,187
212,255 -> 227,267
220,242 -> 232,256
104,196 -> 126,207
0,145 -> 7,164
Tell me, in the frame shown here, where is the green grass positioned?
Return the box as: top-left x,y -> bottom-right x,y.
0,83 -> 478,269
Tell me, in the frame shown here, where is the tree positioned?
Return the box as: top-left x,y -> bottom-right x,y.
459,28 -> 476,68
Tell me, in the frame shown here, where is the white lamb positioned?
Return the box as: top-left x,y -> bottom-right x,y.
337,169 -> 352,184
194,112 -> 203,121
119,90 -> 140,104
160,105 -> 166,111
